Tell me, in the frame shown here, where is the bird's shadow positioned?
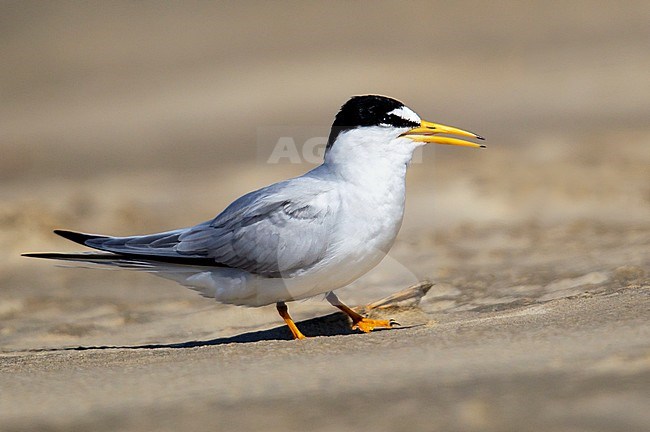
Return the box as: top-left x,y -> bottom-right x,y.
24,311 -> 414,353
16,282 -> 433,353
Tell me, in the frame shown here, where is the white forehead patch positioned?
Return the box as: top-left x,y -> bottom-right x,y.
388,106 -> 421,124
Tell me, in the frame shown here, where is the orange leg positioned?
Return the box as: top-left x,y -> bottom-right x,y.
276,302 -> 306,340
326,292 -> 398,333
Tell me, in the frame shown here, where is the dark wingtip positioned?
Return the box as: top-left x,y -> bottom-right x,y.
22,252 -> 65,259
480,144 -> 487,148
21,252 -> 122,261
53,229 -> 106,246
476,134 -> 485,140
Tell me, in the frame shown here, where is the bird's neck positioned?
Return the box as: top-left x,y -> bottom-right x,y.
323,156 -> 409,192
322,129 -> 417,188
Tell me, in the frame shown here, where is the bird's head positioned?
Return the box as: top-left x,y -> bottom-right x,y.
324,95 -> 484,165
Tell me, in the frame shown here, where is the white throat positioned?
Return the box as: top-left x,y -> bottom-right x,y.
323,126 -> 422,185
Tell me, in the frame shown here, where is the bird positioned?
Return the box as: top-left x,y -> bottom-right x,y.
23,95 -> 484,340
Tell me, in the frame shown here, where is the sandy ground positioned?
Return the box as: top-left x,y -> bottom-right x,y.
1,289 -> 649,432
1,2 -> 649,431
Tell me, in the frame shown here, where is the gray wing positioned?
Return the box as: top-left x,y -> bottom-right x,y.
81,177 -> 339,277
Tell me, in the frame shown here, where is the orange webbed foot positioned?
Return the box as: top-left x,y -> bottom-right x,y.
351,317 -> 400,333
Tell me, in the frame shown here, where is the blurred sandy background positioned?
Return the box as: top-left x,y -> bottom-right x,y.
1,1 -> 649,431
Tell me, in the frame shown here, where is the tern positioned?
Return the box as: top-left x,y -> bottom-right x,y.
24,95 -> 484,339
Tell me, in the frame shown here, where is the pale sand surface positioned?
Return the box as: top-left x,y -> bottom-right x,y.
1,2 -> 650,431
1,289 -> 648,432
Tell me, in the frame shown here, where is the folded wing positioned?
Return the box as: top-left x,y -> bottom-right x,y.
55,177 -> 339,277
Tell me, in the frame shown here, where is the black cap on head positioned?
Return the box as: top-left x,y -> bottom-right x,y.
326,95 -> 420,151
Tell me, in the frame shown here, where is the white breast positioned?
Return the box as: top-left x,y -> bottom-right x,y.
298,130 -> 414,294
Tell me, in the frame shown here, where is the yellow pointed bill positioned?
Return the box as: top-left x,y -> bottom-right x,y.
401,120 -> 485,148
